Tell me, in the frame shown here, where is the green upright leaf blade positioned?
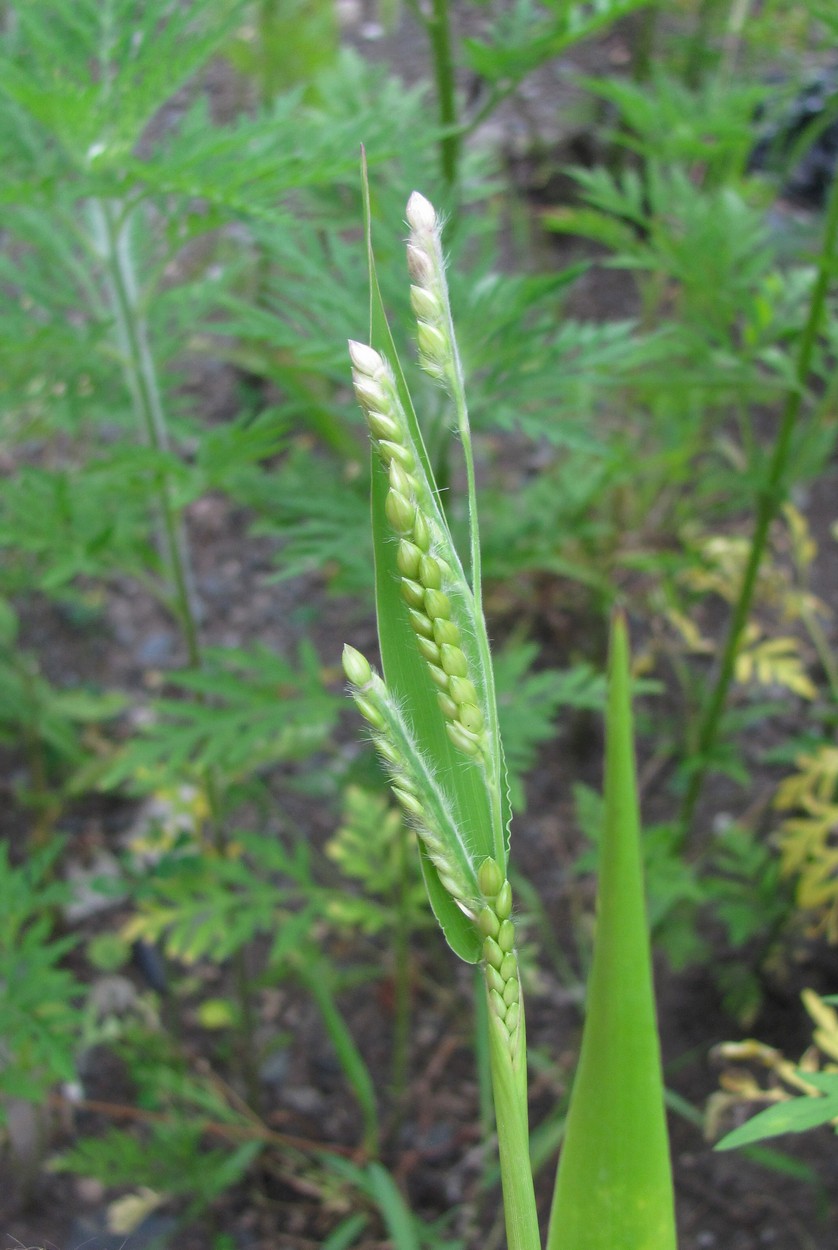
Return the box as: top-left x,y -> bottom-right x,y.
547,610 -> 676,1250
371,464 -> 482,961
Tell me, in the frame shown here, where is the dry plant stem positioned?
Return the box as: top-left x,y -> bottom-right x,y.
679,167 -> 838,838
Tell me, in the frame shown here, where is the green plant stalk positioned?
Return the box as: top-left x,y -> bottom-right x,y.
90,197 -> 230,840
679,168 -> 838,837
547,611 -> 676,1250
683,0 -> 726,87
89,200 -> 234,825
349,181 -> 678,1249
90,197 -> 265,1104
429,0 -> 460,192
89,198 -> 201,668
299,958 -> 380,1156
408,0 -> 460,193
18,661 -> 57,849
390,819 -> 413,1107
486,986 -> 541,1250
630,1 -> 659,82
472,965 -> 495,1186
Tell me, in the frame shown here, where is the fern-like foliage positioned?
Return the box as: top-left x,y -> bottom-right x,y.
463,0 -> 651,85
99,642 -> 339,795
54,1033 -> 263,1208
494,642 -> 607,810
324,786 -> 429,936
669,508 -> 825,704
123,831 -> 321,965
0,842 -> 86,1112
0,599 -> 124,797
1,0 -> 243,171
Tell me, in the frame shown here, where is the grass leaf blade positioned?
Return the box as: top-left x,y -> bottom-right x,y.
547,610 -> 677,1250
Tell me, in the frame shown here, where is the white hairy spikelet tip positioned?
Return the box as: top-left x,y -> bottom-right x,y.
406,191 -> 437,233
347,340 -> 385,377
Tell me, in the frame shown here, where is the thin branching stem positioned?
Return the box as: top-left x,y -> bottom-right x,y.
91,197 -> 266,1104
90,198 -> 201,668
429,0 -> 460,192
679,168 -> 838,837
409,0 -> 460,194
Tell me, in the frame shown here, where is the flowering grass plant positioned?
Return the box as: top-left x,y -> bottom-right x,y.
343,163 -> 677,1250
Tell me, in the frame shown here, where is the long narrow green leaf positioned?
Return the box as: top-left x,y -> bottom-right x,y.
299,960 -> 380,1157
547,611 -> 676,1250
366,1161 -> 423,1250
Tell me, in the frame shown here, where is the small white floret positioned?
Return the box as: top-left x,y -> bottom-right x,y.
348,340 -> 386,378
406,191 -> 437,233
